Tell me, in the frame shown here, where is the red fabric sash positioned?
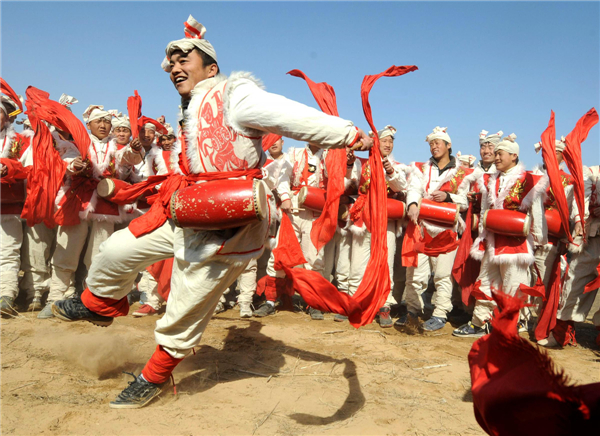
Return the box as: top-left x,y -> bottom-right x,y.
402,222 -> 458,266
261,133 -> 282,152
287,69 -> 345,253
54,176 -> 99,226
20,111 -> 67,227
141,345 -> 183,385
128,169 -> 263,238
0,158 -> 29,182
533,251 -> 565,341
452,203 -> 481,306
469,292 -> 600,436
540,111 -> 573,243
562,108 -> 599,241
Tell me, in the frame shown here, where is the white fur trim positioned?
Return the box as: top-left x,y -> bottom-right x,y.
1,124 -> 17,158
458,166 -> 483,193
486,163 -> 526,210
87,137 -> 117,180
223,71 -> 265,138
348,222 -> 368,237
519,173 -> 549,212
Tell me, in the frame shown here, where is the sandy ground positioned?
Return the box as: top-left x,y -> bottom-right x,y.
1,303 -> 599,436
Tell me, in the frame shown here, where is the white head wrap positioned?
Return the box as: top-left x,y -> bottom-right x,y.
534,136 -> 566,154
108,111 -> 131,130
456,151 -> 476,168
369,125 -> 397,140
1,94 -> 23,116
58,94 -> 78,112
479,130 -> 503,146
163,122 -> 175,136
426,126 -> 451,144
83,105 -> 111,123
495,133 -> 519,155
142,122 -> 157,132
162,15 -> 218,72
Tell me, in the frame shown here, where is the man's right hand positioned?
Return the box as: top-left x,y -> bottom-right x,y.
407,203 -> 419,224
0,164 -> 7,178
130,138 -> 143,153
69,157 -> 87,174
280,199 -> 292,214
350,128 -> 373,151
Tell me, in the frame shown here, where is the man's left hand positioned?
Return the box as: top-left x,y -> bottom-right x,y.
430,190 -> 447,203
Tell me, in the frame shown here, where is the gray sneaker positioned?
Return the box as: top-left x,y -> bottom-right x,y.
38,302 -> 55,319
309,307 -> 324,320
0,296 -> 18,318
253,302 -> 276,317
334,313 -> 348,322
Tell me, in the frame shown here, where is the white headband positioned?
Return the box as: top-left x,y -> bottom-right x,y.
142,122 -> 157,132
370,125 -> 397,140
426,126 -> 451,144
534,136 -> 566,154
495,133 -> 519,155
163,122 -> 175,136
162,15 -> 218,72
108,110 -> 131,130
83,105 -> 111,123
456,151 -> 476,167
479,130 -> 503,146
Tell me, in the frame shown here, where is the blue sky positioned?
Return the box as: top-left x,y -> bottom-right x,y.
2,1 -> 598,166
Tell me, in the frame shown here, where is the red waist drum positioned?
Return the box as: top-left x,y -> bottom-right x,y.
545,208 -> 566,238
0,180 -> 26,204
170,179 -> 268,230
387,198 -> 406,220
418,198 -> 459,227
298,186 -> 326,211
483,209 -> 531,237
97,178 -> 132,202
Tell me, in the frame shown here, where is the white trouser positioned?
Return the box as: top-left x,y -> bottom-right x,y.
347,221 -> 398,307
557,236 -> 600,323
266,209 -> 333,279
236,257 -> 257,304
87,220 -> 247,359
471,253 -> 530,327
0,216 -> 23,299
138,270 -> 162,310
333,230 -> 352,292
20,223 -> 57,299
404,248 -> 458,319
49,220 -> 114,302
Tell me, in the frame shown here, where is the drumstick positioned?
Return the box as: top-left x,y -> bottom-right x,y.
349,141 -> 364,151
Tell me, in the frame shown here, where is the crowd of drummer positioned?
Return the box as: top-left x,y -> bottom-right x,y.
1,85 -> 599,349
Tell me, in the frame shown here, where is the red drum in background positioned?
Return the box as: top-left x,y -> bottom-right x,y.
170,179 -> 268,230
387,198 -> 406,220
0,180 -> 26,204
545,208 -> 566,238
418,198 -> 460,227
472,213 -> 480,232
298,186 -> 326,211
483,209 -> 531,237
97,178 -> 132,201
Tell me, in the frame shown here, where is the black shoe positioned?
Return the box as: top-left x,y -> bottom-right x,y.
253,302 -> 276,317
109,373 -> 162,409
309,307 -> 324,320
52,297 -> 113,327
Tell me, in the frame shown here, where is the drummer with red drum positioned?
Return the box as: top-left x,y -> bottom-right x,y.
453,134 -> 548,338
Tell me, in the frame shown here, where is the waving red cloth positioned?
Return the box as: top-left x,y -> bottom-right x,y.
452,203 -> 481,306
0,158 -> 29,182
402,222 -> 458,265
1,78 -> 23,115
540,111 -> 573,243
287,69 -> 345,252
562,108 -> 599,241
533,252 -> 565,341
469,291 -> 600,436
128,169 -> 263,238
401,220 -> 420,267
261,133 -> 282,152
127,90 -> 142,139
24,86 -> 89,160
138,116 -> 168,135
20,114 -> 67,227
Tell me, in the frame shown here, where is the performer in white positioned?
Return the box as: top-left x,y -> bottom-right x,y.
40,105 -> 143,319
0,86 -> 32,317
20,94 -> 80,312
453,134 -> 548,337
52,15 -> 372,408
346,125 -> 407,327
398,127 -> 469,331
538,165 -> 599,347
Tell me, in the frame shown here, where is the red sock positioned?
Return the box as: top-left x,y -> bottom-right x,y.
142,345 -> 183,384
81,288 -> 129,317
